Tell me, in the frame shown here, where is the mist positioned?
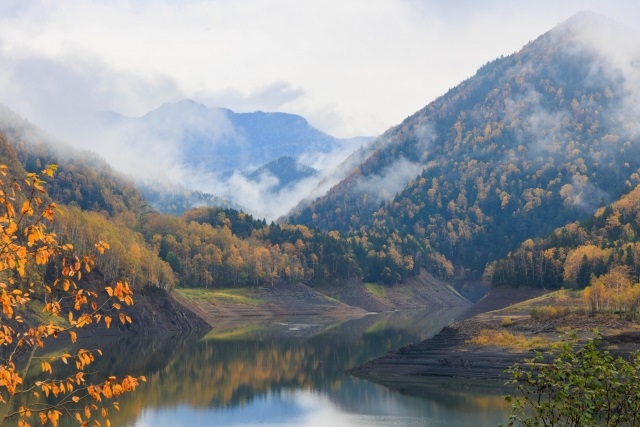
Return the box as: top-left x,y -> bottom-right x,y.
1,7 -> 639,222
354,156 -> 425,204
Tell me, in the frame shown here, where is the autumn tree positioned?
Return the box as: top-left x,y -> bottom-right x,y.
0,164 -> 145,426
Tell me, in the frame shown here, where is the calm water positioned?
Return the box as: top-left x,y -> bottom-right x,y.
26,309 -> 513,426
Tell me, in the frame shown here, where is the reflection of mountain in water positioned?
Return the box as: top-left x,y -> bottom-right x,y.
132,310 -> 469,423
10,308 -> 509,427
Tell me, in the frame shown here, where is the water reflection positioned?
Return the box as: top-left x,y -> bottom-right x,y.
13,309 -> 513,426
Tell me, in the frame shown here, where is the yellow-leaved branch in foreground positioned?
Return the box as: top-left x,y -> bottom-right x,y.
0,164 -> 145,427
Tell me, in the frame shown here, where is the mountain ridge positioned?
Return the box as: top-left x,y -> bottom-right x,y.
100,99 -> 365,173
289,11 -> 640,284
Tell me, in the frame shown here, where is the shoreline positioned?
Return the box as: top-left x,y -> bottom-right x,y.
170,274 -> 471,325
347,322 -> 528,384
347,286 -> 640,387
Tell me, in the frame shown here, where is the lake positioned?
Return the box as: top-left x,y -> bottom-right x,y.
25,309 -> 513,426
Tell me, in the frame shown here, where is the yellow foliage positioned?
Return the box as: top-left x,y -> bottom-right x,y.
469,329 -> 549,351
0,164 -> 144,426
583,267 -> 640,314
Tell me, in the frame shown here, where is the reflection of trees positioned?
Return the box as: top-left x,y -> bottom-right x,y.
121,309 -> 462,418
8,309 -> 464,426
4,331 -> 205,427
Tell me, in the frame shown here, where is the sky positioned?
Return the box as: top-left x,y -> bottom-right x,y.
0,0 -> 639,140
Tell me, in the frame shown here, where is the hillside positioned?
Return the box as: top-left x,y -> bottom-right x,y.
290,12 -> 640,283
0,105 -> 464,308
487,182 -> 640,289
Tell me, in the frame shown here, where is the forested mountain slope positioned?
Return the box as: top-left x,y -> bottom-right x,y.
290,12 -> 640,280
0,107 -> 408,292
487,183 -> 640,289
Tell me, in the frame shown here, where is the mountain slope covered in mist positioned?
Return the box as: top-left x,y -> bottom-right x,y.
0,104 -> 420,295
101,99 -> 360,173
99,100 -> 370,219
290,11 -> 640,281
248,156 -> 318,191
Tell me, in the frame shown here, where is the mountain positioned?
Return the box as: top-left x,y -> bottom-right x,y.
101,99 -> 363,173
487,183 -> 640,290
138,182 -> 242,216
289,11 -> 640,283
99,100 -> 371,219
0,104 -> 146,218
5,11 -> 640,305
247,156 -> 318,191
0,103 -> 407,298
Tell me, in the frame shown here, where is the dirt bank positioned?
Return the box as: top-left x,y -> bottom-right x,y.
317,270 -> 471,312
348,286 -> 640,385
172,273 -> 470,326
171,282 -> 368,326
64,274 -> 211,334
121,285 -> 211,333
347,322 -> 524,383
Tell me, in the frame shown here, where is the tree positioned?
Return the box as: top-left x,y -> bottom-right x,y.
0,164 -> 145,426
503,338 -> 640,427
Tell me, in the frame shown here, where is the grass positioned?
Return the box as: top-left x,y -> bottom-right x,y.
468,329 -> 549,351
175,288 -> 262,306
494,289 -> 583,316
500,316 -> 514,326
201,324 -> 265,341
25,299 -> 70,328
530,305 -> 572,320
363,283 -> 387,299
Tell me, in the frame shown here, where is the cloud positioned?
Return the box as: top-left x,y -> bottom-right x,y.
503,88 -> 570,156
545,12 -> 640,144
354,157 -> 424,204
0,47 -> 184,146
193,82 -> 305,112
560,174 -> 610,211
3,1 -> 638,138
568,14 -> 640,130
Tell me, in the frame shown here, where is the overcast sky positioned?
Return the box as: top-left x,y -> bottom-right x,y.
0,0 -> 639,139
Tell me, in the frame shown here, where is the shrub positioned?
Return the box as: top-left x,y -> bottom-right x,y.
503,338 -> 640,426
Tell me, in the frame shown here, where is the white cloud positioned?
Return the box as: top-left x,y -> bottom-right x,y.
193,82 -> 306,113
0,1 -> 639,220
355,157 -> 424,204
0,1 -> 638,140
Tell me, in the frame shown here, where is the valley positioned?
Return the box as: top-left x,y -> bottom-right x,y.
2,8 -> 640,427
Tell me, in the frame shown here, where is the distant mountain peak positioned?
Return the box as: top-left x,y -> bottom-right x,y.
144,99 -> 212,118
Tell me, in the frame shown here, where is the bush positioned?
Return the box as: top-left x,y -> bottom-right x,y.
469,329 -> 548,351
529,305 -> 570,320
501,316 -> 514,326
503,338 -> 640,426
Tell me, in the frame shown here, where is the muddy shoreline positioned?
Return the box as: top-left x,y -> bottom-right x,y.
348,286 -> 640,386
347,322 -> 527,384
171,272 -> 471,326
